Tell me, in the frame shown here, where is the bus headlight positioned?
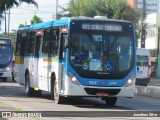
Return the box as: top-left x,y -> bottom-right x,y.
124,75 -> 135,87
6,67 -> 10,72
69,72 -> 81,85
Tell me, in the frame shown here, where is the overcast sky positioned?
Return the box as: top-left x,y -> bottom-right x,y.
1,0 -> 70,33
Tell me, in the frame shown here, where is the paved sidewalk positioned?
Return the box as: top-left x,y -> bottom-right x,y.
148,78 -> 160,86
135,77 -> 160,99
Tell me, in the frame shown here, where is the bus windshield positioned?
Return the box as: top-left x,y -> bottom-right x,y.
0,44 -> 12,66
70,32 -> 134,78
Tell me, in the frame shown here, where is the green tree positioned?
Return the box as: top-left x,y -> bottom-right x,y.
19,24 -> 25,28
30,15 -> 43,24
0,0 -> 38,13
0,0 -> 38,26
68,0 -> 142,40
68,0 -> 140,22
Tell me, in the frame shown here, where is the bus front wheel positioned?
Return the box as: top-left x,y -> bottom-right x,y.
2,78 -> 7,82
103,97 -> 117,106
12,72 -> 15,82
53,80 -> 64,104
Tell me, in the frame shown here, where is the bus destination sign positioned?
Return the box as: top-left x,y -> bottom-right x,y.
82,24 -> 122,31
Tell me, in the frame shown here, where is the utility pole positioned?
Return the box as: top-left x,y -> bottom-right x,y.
55,0 -> 58,20
8,9 -> 10,37
157,27 -> 160,78
4,5 -> 7,37
141,0 -> 146,48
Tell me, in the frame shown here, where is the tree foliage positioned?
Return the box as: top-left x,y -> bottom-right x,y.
19,24 -> 25,28
68,0 -> 140,23
0,0 -> 38,26
68,0 -> 142,41
30,15 -> 43,24
0,0 -> 38,13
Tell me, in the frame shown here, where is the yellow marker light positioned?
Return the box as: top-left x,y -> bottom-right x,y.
34,87 -> 39,91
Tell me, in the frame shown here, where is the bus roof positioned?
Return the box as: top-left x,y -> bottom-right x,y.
30,21 -> 53,30
18,25 -> 30,31
18,18 -> 71,32
18,17 -> 133,32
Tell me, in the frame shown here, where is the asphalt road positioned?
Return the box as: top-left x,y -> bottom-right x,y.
0,79 -> 160,120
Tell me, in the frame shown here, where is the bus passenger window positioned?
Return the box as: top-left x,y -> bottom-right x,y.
15,33 -> 22,55
24,32 -> 29,55
42,30 -> 50,54
35,35 -> 42,56
50,30 -> 59,55
28,32 -> 36,55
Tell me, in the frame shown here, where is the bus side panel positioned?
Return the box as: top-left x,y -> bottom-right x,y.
14,57 -> 24,85
27,57 -> 39,89
38,57 -> 59,92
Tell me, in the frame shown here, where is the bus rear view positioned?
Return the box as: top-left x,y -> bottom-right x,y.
0,37 -> 13,82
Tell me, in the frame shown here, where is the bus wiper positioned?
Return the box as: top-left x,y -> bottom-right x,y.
97,72 -> 110,74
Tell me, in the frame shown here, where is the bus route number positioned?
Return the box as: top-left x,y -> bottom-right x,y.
89,81 -> 97,85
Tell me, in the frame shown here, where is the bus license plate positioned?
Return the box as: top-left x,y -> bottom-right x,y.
96,92 -> 108,97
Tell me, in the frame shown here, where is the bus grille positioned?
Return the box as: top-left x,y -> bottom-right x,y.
84,88 -> 121,95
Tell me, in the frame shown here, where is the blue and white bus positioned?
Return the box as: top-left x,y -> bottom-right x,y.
0,37 -> 13,82
14,16 -> 136,105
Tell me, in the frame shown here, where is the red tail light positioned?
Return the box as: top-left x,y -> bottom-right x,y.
148,65 -> 151,77
12,61 -> 15,68
148,65 -> 151,68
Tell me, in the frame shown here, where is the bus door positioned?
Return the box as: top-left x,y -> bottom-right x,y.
29,31 -> 43,88
59,32 -> 68,91
15,32 -> 27,84
38,29 -> 59,91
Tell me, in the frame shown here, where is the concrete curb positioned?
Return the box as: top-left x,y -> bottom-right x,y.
135,86 -> 160,99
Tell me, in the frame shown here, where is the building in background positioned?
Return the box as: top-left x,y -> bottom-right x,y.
127,0 -> 160,78
127,0 -> 160,14
127,0 -> 137,8
145,13 -> 160,60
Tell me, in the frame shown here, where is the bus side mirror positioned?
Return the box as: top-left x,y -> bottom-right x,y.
64,35 -> 68,48
137,67 -> 139,71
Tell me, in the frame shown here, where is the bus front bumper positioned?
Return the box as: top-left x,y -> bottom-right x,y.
61,77 -> 135,98
0,71 -> 12,78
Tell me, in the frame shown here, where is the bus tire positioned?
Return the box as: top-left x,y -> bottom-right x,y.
34,90 -> 42,97
2,78 -> 7,82
12,72 -> 15,82
51,73 -> 55,100
103,97 -> 117,106
53,80 -> 64,104
25,73 -> 34,96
